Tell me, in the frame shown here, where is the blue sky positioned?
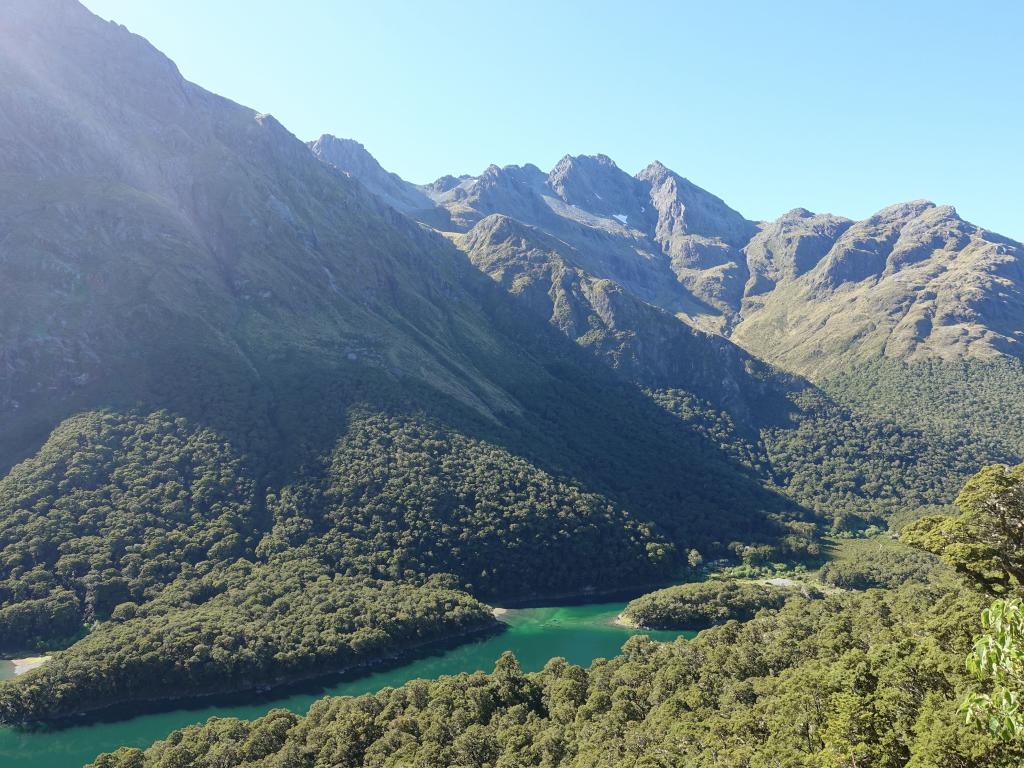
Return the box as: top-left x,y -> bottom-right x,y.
84,1 -> 1022,238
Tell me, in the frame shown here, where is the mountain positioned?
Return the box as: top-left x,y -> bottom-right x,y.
326,138 -> 1024,383
733,202 -> 1024,464
734,201 -> 1024,376
0,0 -> 828,703
321,135 -> 1024,527
3,0 -> 1023,737
453,212 -> 786,421
0,2 -> 1013,765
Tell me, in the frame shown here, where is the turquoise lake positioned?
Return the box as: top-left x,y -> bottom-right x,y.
0,600 -> 691,768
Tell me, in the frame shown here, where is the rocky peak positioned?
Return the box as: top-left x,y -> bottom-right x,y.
636,162 -> 756,248
425,163 -> 550,229
309,135 -> 378,174
545,154 -> 645,220
426,174 -> 467,194
308,134 -> 431,212
455,163 -> 546,197
809,200 -> 953,290
744,209 -> 853,296
464,213 -> 534,248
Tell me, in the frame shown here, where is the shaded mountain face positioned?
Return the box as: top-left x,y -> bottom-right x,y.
0,0 -> 812,619
0,0 -> 539,462
455,213 -> 793,423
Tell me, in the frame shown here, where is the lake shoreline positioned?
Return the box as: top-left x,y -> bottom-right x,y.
489,578 -> 691,610
11,655 -> 51,675
0,598 -> 692,768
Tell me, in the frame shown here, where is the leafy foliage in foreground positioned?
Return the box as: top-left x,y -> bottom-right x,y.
0,560 -> 492,723
962,598 -> 1024,748
621,578 -> 818,630
88,580 -> 1012,768
904,462 -> 1024,754
903,463 -> 1024,595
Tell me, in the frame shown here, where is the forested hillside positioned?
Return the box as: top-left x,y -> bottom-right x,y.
0,560 -> 493,722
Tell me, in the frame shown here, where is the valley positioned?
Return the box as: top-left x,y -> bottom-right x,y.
1,1 -> 1023,765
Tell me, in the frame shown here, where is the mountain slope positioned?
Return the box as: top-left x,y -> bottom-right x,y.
454,213 -> 786,421
734,201 -> 1024,377
324,140 -> 1024,528
0,0 -> 814,680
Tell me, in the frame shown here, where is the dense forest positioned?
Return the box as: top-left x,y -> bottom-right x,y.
0,411 -> 259,652
817,538 -> 941,590
0,398 -> 814,648
621,578 -> 819,631
824,358 -> 1024,463
259,413 -> 678,596
651,381 -> 1002,528
84,462 -> 1024,767
0,560 -> 493,722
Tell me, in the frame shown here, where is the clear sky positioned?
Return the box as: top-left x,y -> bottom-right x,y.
83,0 -> 1022,238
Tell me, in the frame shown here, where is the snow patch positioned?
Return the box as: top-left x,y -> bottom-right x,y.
612,213 -> 628,225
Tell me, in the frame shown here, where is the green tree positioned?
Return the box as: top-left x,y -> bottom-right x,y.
962,599 -> 1024,745
903,464 -> 1024,594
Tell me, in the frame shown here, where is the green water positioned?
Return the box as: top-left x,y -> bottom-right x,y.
0,601 -> 690,768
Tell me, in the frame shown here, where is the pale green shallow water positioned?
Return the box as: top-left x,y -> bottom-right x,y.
0,601 -> 691,768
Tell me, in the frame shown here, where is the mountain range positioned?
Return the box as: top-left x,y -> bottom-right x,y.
2,0 -> 1024,734
312,133 -> 1024,374
312,133 -> 1024,478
